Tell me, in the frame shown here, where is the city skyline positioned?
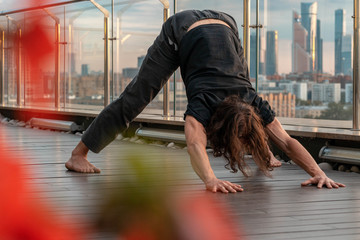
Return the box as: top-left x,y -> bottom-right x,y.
0,0 -> 354,75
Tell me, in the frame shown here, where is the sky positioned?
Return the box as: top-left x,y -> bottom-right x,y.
0,0 -> 355,75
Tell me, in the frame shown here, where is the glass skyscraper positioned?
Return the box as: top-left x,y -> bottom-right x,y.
292,11 -> 310,73
301,2 -> 318,72
335,9 -> 346,75
316,19 -> 323,73
266,31 -> 278,76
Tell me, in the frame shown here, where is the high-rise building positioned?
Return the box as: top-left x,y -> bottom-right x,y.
316,19 -> 323,73
81,64 -> 89,76
335,9 -> 346,75
260,0 -> 267,76
312,83 -> 341,103
70,53 -> 76,74
341,34 -> 353,76
293,82 -> 308,101
137,55 -> 145,68
259,92 -> 296,118
250,32 -> 266,78
292,11 -> 310,73
266,31 -> 278,76
279,81 -> 308,101
345,83 -> 352,103
250,34 -> 257,79
301,2 -> 318,72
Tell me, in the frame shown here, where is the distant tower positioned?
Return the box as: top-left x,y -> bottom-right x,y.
81,64 -> 89,76
260,0 -> 267,75
250,34 -> 256,78
137,55 -> 145,68
292,11 -> 310,73
301,2 -> 318,72
316,19 -> 323,73
341,34 -> 353,76
266,31 -> 278,76
335,9 -> 346,75
71,53 -> 76,74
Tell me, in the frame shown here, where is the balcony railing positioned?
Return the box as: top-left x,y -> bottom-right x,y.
0,0 -> 359,130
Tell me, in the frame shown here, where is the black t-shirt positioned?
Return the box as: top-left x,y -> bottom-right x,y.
179,24 -> 275,127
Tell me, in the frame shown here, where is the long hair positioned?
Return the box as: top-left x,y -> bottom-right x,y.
206,95 -> 272,177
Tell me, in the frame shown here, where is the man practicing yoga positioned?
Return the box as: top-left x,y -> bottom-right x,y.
65,10 -> 345,193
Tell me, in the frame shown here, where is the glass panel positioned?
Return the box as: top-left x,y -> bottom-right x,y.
4,16 -> 18,106
0,0 -> 356,125
260,0 -> 353,121
1,9 -> 58,108
113,0 -> 173,116
62,1 -> 106,111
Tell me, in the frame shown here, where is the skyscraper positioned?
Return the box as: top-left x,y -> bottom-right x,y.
335,9 -> 346,75
250,33 -> 266,78
137,55 -> 145,68
266,31 -> 278,76
316,19 -> 323,73
342,34 -> 353,76
260,0 -> 267,75
250,34 -> 257,78
301,2 -> 318,72
81,64 -> 89,76
292,11 -> 310,73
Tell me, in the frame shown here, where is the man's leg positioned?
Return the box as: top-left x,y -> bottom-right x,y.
66,16 -> 180,173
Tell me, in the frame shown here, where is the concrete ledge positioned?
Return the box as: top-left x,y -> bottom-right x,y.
1,105 -> 360,142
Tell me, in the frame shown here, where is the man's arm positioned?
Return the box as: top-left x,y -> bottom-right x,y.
265,118 -> 345,188
184,115 -> 243,193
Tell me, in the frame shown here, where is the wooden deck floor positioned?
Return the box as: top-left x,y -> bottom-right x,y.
1,124 -> 360,240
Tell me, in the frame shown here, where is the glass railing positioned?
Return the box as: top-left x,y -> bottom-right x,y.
252,0 -> 354,123
0,0 -> 359,129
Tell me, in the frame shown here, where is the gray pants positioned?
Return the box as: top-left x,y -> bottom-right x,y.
82,10 -> 239,153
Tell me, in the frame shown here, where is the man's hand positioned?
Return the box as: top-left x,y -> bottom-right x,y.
301,174 -> 346,189
205,178 -> 244,193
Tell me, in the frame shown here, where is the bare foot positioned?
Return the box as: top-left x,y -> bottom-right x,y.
65,141 -> 101,173
270,156 -> 282,168
65,154 -> 101,173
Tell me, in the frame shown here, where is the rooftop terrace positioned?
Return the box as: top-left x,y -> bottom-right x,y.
2,123 -> 360,239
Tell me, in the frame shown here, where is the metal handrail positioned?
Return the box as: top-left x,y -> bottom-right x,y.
0,0 -> 89,16
0,29 -> 4,105
243,0 -> 251,66
354,0 -> 360,130
255,0 -> 260,92
159,0 -> 170,117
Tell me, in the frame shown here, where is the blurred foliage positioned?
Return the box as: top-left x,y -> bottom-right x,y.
316,102 -> 352,120
96,153 -> 181,239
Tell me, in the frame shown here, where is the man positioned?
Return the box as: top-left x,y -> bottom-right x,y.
66,10 -> 345,192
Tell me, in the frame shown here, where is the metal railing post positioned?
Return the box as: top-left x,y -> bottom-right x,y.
0,30 -> 4,105
243,0 -> 251,66
173,0 -> 177,116
89,0 -> 110,107
43,9 -> 61,108
255,0 -> 259,92
16,27 -> 21,106
159,0 -> 170,117
353,0 -> 360,130
55,22 -> 61,108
